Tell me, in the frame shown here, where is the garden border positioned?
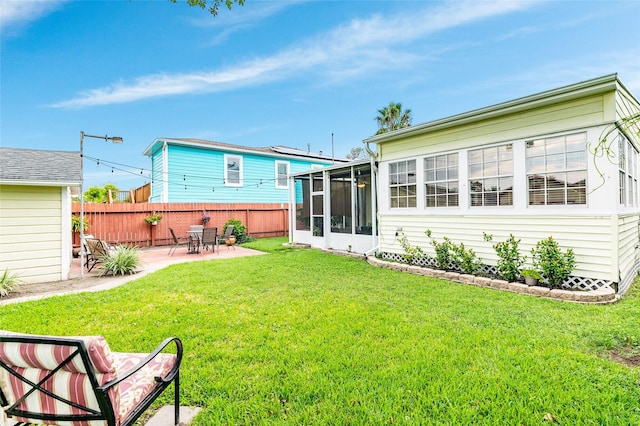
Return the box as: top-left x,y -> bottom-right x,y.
324,249 -> 617,304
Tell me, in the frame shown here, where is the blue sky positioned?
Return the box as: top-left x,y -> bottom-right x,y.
2,0 -> 639,190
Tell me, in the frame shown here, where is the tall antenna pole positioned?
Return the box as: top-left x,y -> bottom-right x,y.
331,132 -> 334,164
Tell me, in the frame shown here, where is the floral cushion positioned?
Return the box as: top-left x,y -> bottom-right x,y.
111,352 -> 177,424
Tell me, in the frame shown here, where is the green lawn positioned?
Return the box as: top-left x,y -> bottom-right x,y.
2,237 -> 640,424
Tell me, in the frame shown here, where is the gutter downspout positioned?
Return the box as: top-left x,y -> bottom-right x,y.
364,140 -> 379,257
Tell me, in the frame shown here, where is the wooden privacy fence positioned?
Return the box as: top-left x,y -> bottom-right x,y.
72,202 -> 289,247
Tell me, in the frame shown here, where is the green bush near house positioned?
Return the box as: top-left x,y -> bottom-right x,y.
532,236 -> 576,288
484,233 -> 527,282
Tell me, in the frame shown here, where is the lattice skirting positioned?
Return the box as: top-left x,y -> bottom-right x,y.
379,252 -> 615,292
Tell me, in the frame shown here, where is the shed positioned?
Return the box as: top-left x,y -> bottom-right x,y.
0,147 -> 81,283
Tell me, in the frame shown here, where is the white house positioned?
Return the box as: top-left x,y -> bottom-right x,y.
363,74 -> 640,294
0,148 -> 81,283
293,74 -> 640,294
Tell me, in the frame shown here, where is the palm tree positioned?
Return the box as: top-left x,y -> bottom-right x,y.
374,102 -> 412,135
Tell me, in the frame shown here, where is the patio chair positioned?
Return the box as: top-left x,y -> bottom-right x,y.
168,227 -> 190,256
186,225 -> 204,254
85,238 -> 116,272
218,225 -> 235,250
201,227 -> 218,253
0,330 -> 182,426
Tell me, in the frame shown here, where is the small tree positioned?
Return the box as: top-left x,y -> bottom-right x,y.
484,233 -> 526,281
83,183 -> 119,203
531,236 -> 576,289
345,147 -> 369,160
398,233 -> 425,265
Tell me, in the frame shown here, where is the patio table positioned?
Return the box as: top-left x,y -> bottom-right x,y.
187,231 -> 201,254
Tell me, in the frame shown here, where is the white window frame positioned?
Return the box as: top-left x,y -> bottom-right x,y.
224,154 -> 243,187
525,132 -> 587,206
424,153 -> 459,208
619,134 -> 638,207
468,144 -> 514,207
389,159 -> 417,208
275,161 -> 290,189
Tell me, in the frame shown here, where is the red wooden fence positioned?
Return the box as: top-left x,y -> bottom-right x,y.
72,202 -> 289,247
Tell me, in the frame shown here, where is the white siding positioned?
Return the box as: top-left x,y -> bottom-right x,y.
0,185 -> 65,283
380,95 -> 607,160
618,214 -> 640,282
379,214 -> 615,281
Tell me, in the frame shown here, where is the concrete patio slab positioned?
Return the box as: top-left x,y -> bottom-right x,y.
145,405 -> 202,426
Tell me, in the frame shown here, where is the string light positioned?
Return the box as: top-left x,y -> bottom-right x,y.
81,155 -> 283,191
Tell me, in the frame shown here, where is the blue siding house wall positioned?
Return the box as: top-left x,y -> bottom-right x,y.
143,138 -> 343,203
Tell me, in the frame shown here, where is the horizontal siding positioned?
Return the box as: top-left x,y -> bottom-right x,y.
618,214 -> 640,281
379,214 -> 614,281
150,148 -> 164,201
163,145 -> 324,203
0,185 -> 63,283
381,95 -> 606,160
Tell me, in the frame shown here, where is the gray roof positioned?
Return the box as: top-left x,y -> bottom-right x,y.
144,138 -> 348,163
0,147 -> 82,186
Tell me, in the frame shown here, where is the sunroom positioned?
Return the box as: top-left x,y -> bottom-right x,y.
288,160 -> 377,254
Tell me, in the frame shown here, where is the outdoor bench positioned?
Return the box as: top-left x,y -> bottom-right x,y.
0,330 -> 182,426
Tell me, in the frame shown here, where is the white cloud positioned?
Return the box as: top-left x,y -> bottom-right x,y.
51,0 -> 539,108
0,0 -> 67,34
195,1 -> 304,45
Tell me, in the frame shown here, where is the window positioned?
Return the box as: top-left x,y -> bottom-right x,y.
294,176 -> 310,231
425,153 -> 458,207
468,144 -> 513,206
330,170 -> 352,233
275,161 -> 289,189
224,154 -> 242,186
312,173 -> 324,236
389,160 -> 416,208
354,166 -> 373,235
619,134 -> 638,206
526,132 -> 587,205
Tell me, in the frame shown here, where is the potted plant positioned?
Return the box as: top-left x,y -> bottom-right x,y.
71,215 -> 89,257
202,214 -> 211,226
144,213 -> 163,225
521,268 -> 542,286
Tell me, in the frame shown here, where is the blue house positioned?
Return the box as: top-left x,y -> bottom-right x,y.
143,138 -> 344,202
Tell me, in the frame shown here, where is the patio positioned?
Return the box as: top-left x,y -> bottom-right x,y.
1,244 -> 266,305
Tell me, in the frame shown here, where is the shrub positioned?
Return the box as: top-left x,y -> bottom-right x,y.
426,230 -> 482,274
531,236 -> 576,289
0,269 -> 21,298
398,233 -> 425,265
451,242 -> 482,275
426,230 -> 454,270
98,245 -> 141,276
223,218 -> 253,243
484,233 -> 526,282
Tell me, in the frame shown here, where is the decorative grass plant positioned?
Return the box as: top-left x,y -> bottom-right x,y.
97,245 -> 141,276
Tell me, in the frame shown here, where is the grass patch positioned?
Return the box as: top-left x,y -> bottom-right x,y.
2,238 -> 640,424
